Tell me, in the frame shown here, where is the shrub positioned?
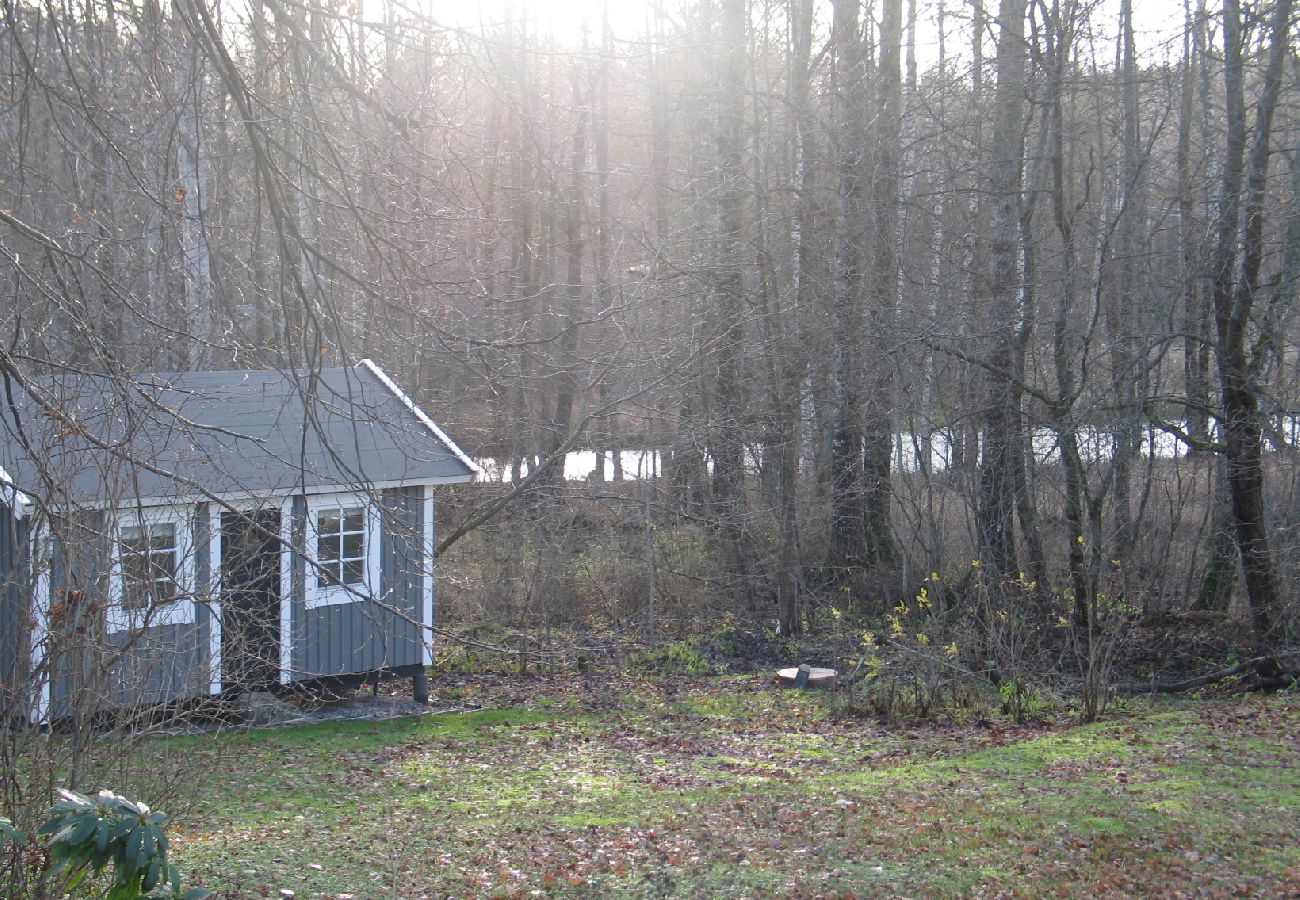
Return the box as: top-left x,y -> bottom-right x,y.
833,568 -> 1059,725
3,790 -> 206,900
633,639 -> 714,675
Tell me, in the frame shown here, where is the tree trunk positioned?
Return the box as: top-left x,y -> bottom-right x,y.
594,9 -> 614,485
1178,0 -> 1212,446
541,63 -> 590,485
829,0 -> 870,584
863,0 -> 902,568
1105,0 -> 1144,559
1210,0 -> 1291,643
1194,459 -> 1239,612
174,0 -> 212,370
711,0 -> 753,603
976,0 -> 1026,586
1042,0 -> 1097,627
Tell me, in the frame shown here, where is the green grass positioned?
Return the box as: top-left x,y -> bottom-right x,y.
159,678 -> 1299,898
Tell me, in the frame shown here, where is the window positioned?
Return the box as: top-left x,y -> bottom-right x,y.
315,506 -> 366,588
119,522 -> 180,609
107,508 -> 195,634
305,494 -> 380,608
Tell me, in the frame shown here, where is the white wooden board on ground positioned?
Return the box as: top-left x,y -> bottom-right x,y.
776,667 -> 838,689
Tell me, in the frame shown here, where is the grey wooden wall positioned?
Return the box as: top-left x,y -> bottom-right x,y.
294,486 -> 427,679
0,506 -> 29,718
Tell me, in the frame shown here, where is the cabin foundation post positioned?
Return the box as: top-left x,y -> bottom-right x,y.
412,671 -> 429,705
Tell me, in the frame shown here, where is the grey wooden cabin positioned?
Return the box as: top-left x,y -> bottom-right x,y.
0,361 -> 478,723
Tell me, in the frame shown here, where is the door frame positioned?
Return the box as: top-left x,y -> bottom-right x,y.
207,498 -> 293,693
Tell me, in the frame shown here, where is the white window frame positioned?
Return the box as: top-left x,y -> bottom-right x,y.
107,506 -> 196,634
30,518 -> 52,724
304,493 -> 381,609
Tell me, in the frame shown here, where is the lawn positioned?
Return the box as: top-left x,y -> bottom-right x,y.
162,676 -> 1299,898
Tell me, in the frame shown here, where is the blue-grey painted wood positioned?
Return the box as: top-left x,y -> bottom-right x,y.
105,623 -> 207,707
49,509 -> 209,716
0,505 -> 29,718
381,486 -> 424,667
28,483 -> 436,711
294,487 -> 425,679
49,511 -> 110,719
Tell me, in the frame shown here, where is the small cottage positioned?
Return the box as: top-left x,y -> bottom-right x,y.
0,360 -> 478,723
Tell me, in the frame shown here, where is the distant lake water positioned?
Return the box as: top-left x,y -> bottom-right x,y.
475,419 -> 1299,483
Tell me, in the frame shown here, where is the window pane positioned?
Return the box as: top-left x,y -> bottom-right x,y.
120,522 -> 180,609
341,532 -> 364,561
313,503 -> 369,594
122,554 -> 149,583
121,554 -> 150,609
152,576 -> 177,603
150,552 -> 178,603
121,526 -> 149,609
151,523 -> 176,551
318,535 -> 341,563
149,544 -> 176,576
320,561 -> 334,587
342,559 -> 366,586
318,511 -> 341,536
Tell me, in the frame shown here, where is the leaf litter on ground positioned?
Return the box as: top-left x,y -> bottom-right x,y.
165,674 -> 1299,898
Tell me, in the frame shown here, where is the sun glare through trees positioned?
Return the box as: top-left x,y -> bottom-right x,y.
0,0 -> 1296,895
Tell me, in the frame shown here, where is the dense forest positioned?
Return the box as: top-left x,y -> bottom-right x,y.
0,0 -> 1296,659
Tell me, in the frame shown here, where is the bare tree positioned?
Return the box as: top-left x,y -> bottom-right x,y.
976,0 -> 1027,587
1210,0 -> 1292,642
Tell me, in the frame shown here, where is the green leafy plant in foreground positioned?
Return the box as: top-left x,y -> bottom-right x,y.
13,789 -> 208,900
0,815 -> 24,846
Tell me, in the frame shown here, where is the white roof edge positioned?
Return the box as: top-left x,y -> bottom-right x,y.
357,358 -> 483,477
0,464 -> 32,519
39,475 -> 477,513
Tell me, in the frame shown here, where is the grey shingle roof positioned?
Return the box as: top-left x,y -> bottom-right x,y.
0,361 -> 477,508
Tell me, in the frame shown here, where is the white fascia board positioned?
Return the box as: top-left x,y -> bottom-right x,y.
41,475 -> 475,514
356,358 -> 483,477
0,464 -> 32,519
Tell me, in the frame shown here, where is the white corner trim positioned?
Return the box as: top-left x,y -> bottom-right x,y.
357,358 -> 483,477
206,504 -> 222,694
421,484 -> 434,667
279,496 -> 293,684
0,464 -> 32,519
30,521 -> 50,725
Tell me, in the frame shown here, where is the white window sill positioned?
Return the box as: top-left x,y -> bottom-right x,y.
304,584 -> 372,610
106,601 -> 196,634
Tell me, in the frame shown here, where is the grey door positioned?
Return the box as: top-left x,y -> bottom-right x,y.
220,510 -> 281,691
